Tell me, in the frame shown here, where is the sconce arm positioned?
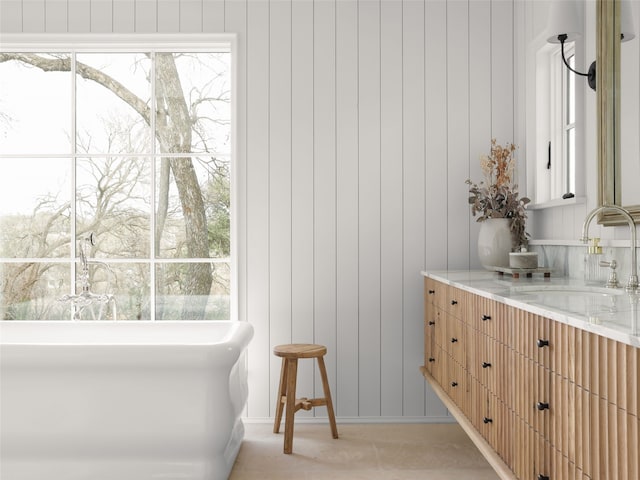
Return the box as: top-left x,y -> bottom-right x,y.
558,34 -> 597,91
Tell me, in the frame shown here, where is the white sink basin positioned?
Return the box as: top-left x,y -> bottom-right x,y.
509,284 -> 627,318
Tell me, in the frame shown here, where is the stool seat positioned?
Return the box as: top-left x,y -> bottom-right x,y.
273,343 -> 338,454
273,343 -> 327,359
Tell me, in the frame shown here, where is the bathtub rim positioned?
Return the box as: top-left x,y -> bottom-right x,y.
0,320 -> 254,347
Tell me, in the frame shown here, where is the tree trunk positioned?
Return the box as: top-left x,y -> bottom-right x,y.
155,53 -> 212,318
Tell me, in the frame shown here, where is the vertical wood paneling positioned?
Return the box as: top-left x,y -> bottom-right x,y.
3,0 -> 521,421
358,0 -> 381,417
157,0 -> 180,32
290,0 -> 315,414
0,0 -> 22,33
513,0 -> 527,190
335,0 -> 360,417
468,0 -> 491,269
203,0 -> 225,32
68,0 -> 90,32
180,0 -> 202,32
380,0 -> 403,417
91,0 -> 113,32
45,0 -> 68,32
402,0 -> 431,417
446,0 -> 470,270
491,0 -> 514,142
268,0 -> 292,415
245,0 -> 270,418
135,0 -> 157,32
424,0 -> 452,417
424,0 -> 448,271
22,0 -> 45,32
312,0 -> 337,415
113,0 -> 136,33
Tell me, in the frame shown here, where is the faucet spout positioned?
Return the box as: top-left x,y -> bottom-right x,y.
581,205 -> 638,291
78,233 -> 96,292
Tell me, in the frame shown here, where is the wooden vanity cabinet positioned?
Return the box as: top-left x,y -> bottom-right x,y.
421,276 -> 640,480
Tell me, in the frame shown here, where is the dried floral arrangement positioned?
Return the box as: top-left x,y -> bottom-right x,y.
466,139 -> 531,250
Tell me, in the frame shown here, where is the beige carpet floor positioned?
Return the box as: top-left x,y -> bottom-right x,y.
230,422 -> 501,479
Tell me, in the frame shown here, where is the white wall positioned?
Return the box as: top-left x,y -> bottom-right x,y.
0,0 -> 517,420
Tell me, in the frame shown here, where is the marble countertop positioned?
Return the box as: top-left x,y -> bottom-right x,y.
422,270 -> 640,348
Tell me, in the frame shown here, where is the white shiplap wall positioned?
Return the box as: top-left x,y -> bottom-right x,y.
0,0 -> 517,420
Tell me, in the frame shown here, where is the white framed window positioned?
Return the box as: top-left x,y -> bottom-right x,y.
0,35 -> 236,321
531,41 -> 578,206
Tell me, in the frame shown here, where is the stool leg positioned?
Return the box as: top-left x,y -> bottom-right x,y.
317,356 -> 338,439
283,358 -> 298,454
273,357 -> 288,433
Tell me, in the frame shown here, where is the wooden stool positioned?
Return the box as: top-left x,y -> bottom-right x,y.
273,344 -> 338,454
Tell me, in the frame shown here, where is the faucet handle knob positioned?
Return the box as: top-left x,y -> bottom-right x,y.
599,259 -> 617,269
600,259 -> 620,288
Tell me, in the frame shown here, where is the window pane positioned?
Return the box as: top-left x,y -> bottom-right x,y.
567,55 -> 575,125
155,262 -> 230,320
568,127 -> 576,194
156,156 -> 230,259
0,158 -> 71,258
76,53 -> 151,154
155,52 -> 231,154
1,263 -> 70,320
76,157 -> 150,258
0,53 -> 71,154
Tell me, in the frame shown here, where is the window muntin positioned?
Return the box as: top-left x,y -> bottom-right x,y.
0,44 -> 233,321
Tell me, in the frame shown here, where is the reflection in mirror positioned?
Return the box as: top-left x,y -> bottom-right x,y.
619,0 -> 639,208
598,0 -> 640,225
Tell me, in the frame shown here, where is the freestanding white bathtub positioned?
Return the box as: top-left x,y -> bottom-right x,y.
0,320 -> 254,480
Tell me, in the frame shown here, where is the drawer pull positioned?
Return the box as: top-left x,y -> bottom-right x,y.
482,314 -> 491,321
451,382 -> 458,387
536,402 -> 550,411
428,357 -> 435,363
537,475 -> 550,480
428,289 -> 435,294
428,321 -> 435,326
482,362 -> 492,368
537,339 -> 550,348
451,337 -> 458,343
483,417 -> 493,424
451,300 -> 458,306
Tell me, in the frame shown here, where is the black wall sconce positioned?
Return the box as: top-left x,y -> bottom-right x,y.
546,0 -> 635,92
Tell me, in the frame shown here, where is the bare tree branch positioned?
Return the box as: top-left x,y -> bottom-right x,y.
0,53 -> 151,124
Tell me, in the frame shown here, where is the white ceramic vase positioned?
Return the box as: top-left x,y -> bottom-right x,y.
477,218 -> 512,269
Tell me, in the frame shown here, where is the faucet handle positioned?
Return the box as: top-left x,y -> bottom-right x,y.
599,259 -> 616,268
599,259 -> 620,288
